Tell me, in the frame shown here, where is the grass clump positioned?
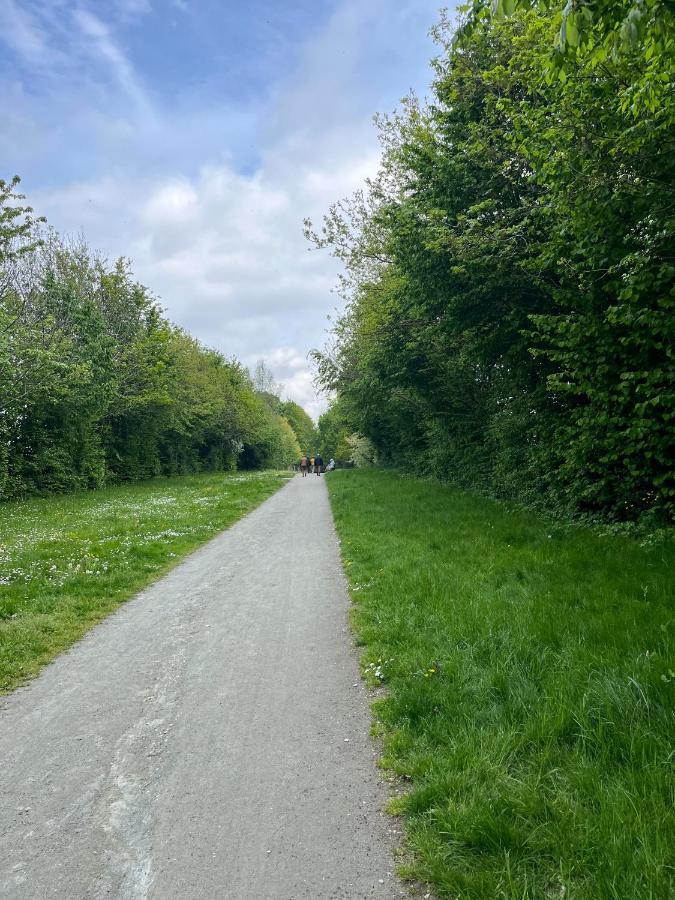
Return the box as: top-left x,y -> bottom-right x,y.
327,469 -> 674,899
0,471 -> 291,692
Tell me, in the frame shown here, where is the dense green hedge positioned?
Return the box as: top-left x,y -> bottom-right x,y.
0,180 -> 303,500
311,10 -> 674,523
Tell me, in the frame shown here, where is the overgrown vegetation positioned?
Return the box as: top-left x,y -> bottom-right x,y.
0,179 -> 309,500
328,469 -> 674,898
0,470 -> 291,692
310,8 -> 674,523
461,0 -> 674,62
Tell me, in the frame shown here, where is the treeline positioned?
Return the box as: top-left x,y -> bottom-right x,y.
0,179 -> 311,501
311,8 -> 674,523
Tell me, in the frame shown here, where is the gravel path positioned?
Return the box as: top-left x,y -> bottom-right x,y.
0,475 -> 405,899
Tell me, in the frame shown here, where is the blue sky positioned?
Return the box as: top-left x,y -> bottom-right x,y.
1,0 -> 446,417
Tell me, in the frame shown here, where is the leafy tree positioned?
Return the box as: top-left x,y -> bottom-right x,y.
0,188 -> 311,499
317,400 -> 354,465
460,0 -> 674,61
278,400 -> 318,454
0,177 -> 47,493
310,9 -> 674,522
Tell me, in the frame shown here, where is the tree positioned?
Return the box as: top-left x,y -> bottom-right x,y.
308,10 -> 674,522
278,400 -> 318,454
0,184 -> 314,499
252,359 -> 281,399
316,400 -> 355,466
459,0 -> 674,61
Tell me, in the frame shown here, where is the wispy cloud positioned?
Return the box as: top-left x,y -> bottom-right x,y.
0,0 -> 65,66
72,8 -> 152,114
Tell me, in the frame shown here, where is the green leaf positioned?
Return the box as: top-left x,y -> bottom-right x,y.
566,13 -> 580,47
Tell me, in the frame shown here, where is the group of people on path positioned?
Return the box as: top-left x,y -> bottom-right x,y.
299,455 -> 335,477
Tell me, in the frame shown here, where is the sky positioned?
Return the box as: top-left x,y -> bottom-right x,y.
0,0 -> 445,419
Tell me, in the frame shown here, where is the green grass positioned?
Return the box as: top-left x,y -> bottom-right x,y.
0,470 -> 291,693
327,469 -> 674,900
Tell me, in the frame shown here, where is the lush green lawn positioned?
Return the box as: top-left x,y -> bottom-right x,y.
0,471 -> 291,693
327,469 -> 674,899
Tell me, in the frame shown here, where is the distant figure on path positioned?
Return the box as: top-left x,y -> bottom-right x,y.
310,456 -> 315,474
315,454 -> 324,475
300,455 -> 308,477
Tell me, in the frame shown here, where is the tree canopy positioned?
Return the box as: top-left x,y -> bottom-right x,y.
278,400 -> 318,455
460,0 -> 674,65
310,9 -> 674,522
0,181 -> 309,500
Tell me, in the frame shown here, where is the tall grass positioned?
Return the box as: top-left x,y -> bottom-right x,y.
328,469 -> 674,899
0,471 -> 291,692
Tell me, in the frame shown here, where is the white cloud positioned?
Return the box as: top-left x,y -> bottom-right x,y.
142,180 -> 200,227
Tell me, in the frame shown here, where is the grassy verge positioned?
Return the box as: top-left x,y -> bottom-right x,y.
327,469 -> 673,899
0,471 -> 292,693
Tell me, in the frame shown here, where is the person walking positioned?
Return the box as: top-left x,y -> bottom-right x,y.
300,455 -> 308,477
309,455 -> 315,475
315,454 -> 324,475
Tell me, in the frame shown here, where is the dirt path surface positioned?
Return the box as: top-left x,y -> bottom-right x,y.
0,475 -> 405,900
